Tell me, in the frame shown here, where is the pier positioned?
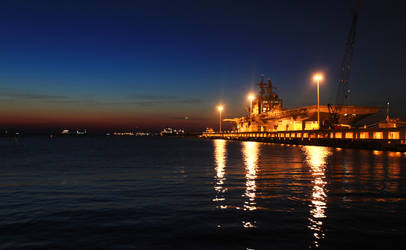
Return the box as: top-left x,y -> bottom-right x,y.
201,127 -> 406,152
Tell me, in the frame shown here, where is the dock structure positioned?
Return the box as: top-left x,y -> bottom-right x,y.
201,127 -> 406,152
202,7 -> 406,153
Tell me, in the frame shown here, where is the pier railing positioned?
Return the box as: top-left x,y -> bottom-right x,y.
201,127 -> 406,151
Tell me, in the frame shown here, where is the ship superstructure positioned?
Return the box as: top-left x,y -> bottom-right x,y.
225,76 -> 380,132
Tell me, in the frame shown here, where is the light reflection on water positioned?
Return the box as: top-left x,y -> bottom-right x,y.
241,141 -> 260,228
242,141 -> 259,211
212,140 -> 260,228
209,139 -> 406,248
303,145 -> 331,248
2,137 -> 406,249
213,139 -> 227,209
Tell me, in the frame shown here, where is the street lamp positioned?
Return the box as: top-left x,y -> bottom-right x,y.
247,94 -> 255,114
313,73 -> 324,129
217,105 -> 224,132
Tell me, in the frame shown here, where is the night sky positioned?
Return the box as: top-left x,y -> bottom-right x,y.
0,0 -> 405,132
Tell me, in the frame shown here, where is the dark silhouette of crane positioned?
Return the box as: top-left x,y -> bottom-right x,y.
327,2 -> 361,128
336,9 -> 359,106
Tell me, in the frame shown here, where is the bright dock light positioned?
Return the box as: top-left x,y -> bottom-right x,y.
247,94 -> 255,102
217,105 -> 224,132
247,93 -> 255,114
313,73 -> 324,129
313,73 -> 324,82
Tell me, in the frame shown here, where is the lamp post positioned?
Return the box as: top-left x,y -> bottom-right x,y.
247,94 -> 255,115
386,101 -> 390,121
313,73 -> 323,129
217,105 -> 224,132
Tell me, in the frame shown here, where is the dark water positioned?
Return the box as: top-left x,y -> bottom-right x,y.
1,137 -> 405,249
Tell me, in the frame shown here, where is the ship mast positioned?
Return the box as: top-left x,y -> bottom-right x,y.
257,75 -> 266,114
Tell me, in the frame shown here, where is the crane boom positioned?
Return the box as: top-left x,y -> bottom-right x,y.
336,10 -> 359,106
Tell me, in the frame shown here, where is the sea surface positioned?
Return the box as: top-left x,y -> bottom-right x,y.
1,137 -> 405,249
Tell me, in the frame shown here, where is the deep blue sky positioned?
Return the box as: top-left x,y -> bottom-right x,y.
0,0 -> 405,130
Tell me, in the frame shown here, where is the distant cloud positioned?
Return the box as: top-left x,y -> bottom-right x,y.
169,116 -> 209,121
111,97 -> 202,107
0,90 -> 203,107
120,94 -> 203,106
177,98 -> 202,104
0,92 -> 71,100
127,94 -> 178,100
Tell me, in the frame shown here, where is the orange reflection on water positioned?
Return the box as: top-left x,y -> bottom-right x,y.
240,141 -> 260,229
242,141 -> 259,212
388,151 -> 402,158
373,150 -> 383,156
213,139 -> 227,209
303,145 -> 331,248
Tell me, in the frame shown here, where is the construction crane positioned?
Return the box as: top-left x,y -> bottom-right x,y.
327,3 -> 361,128
336,8 -> 359,106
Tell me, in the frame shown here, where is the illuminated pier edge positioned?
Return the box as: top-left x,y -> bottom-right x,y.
200,127 -> 406,152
